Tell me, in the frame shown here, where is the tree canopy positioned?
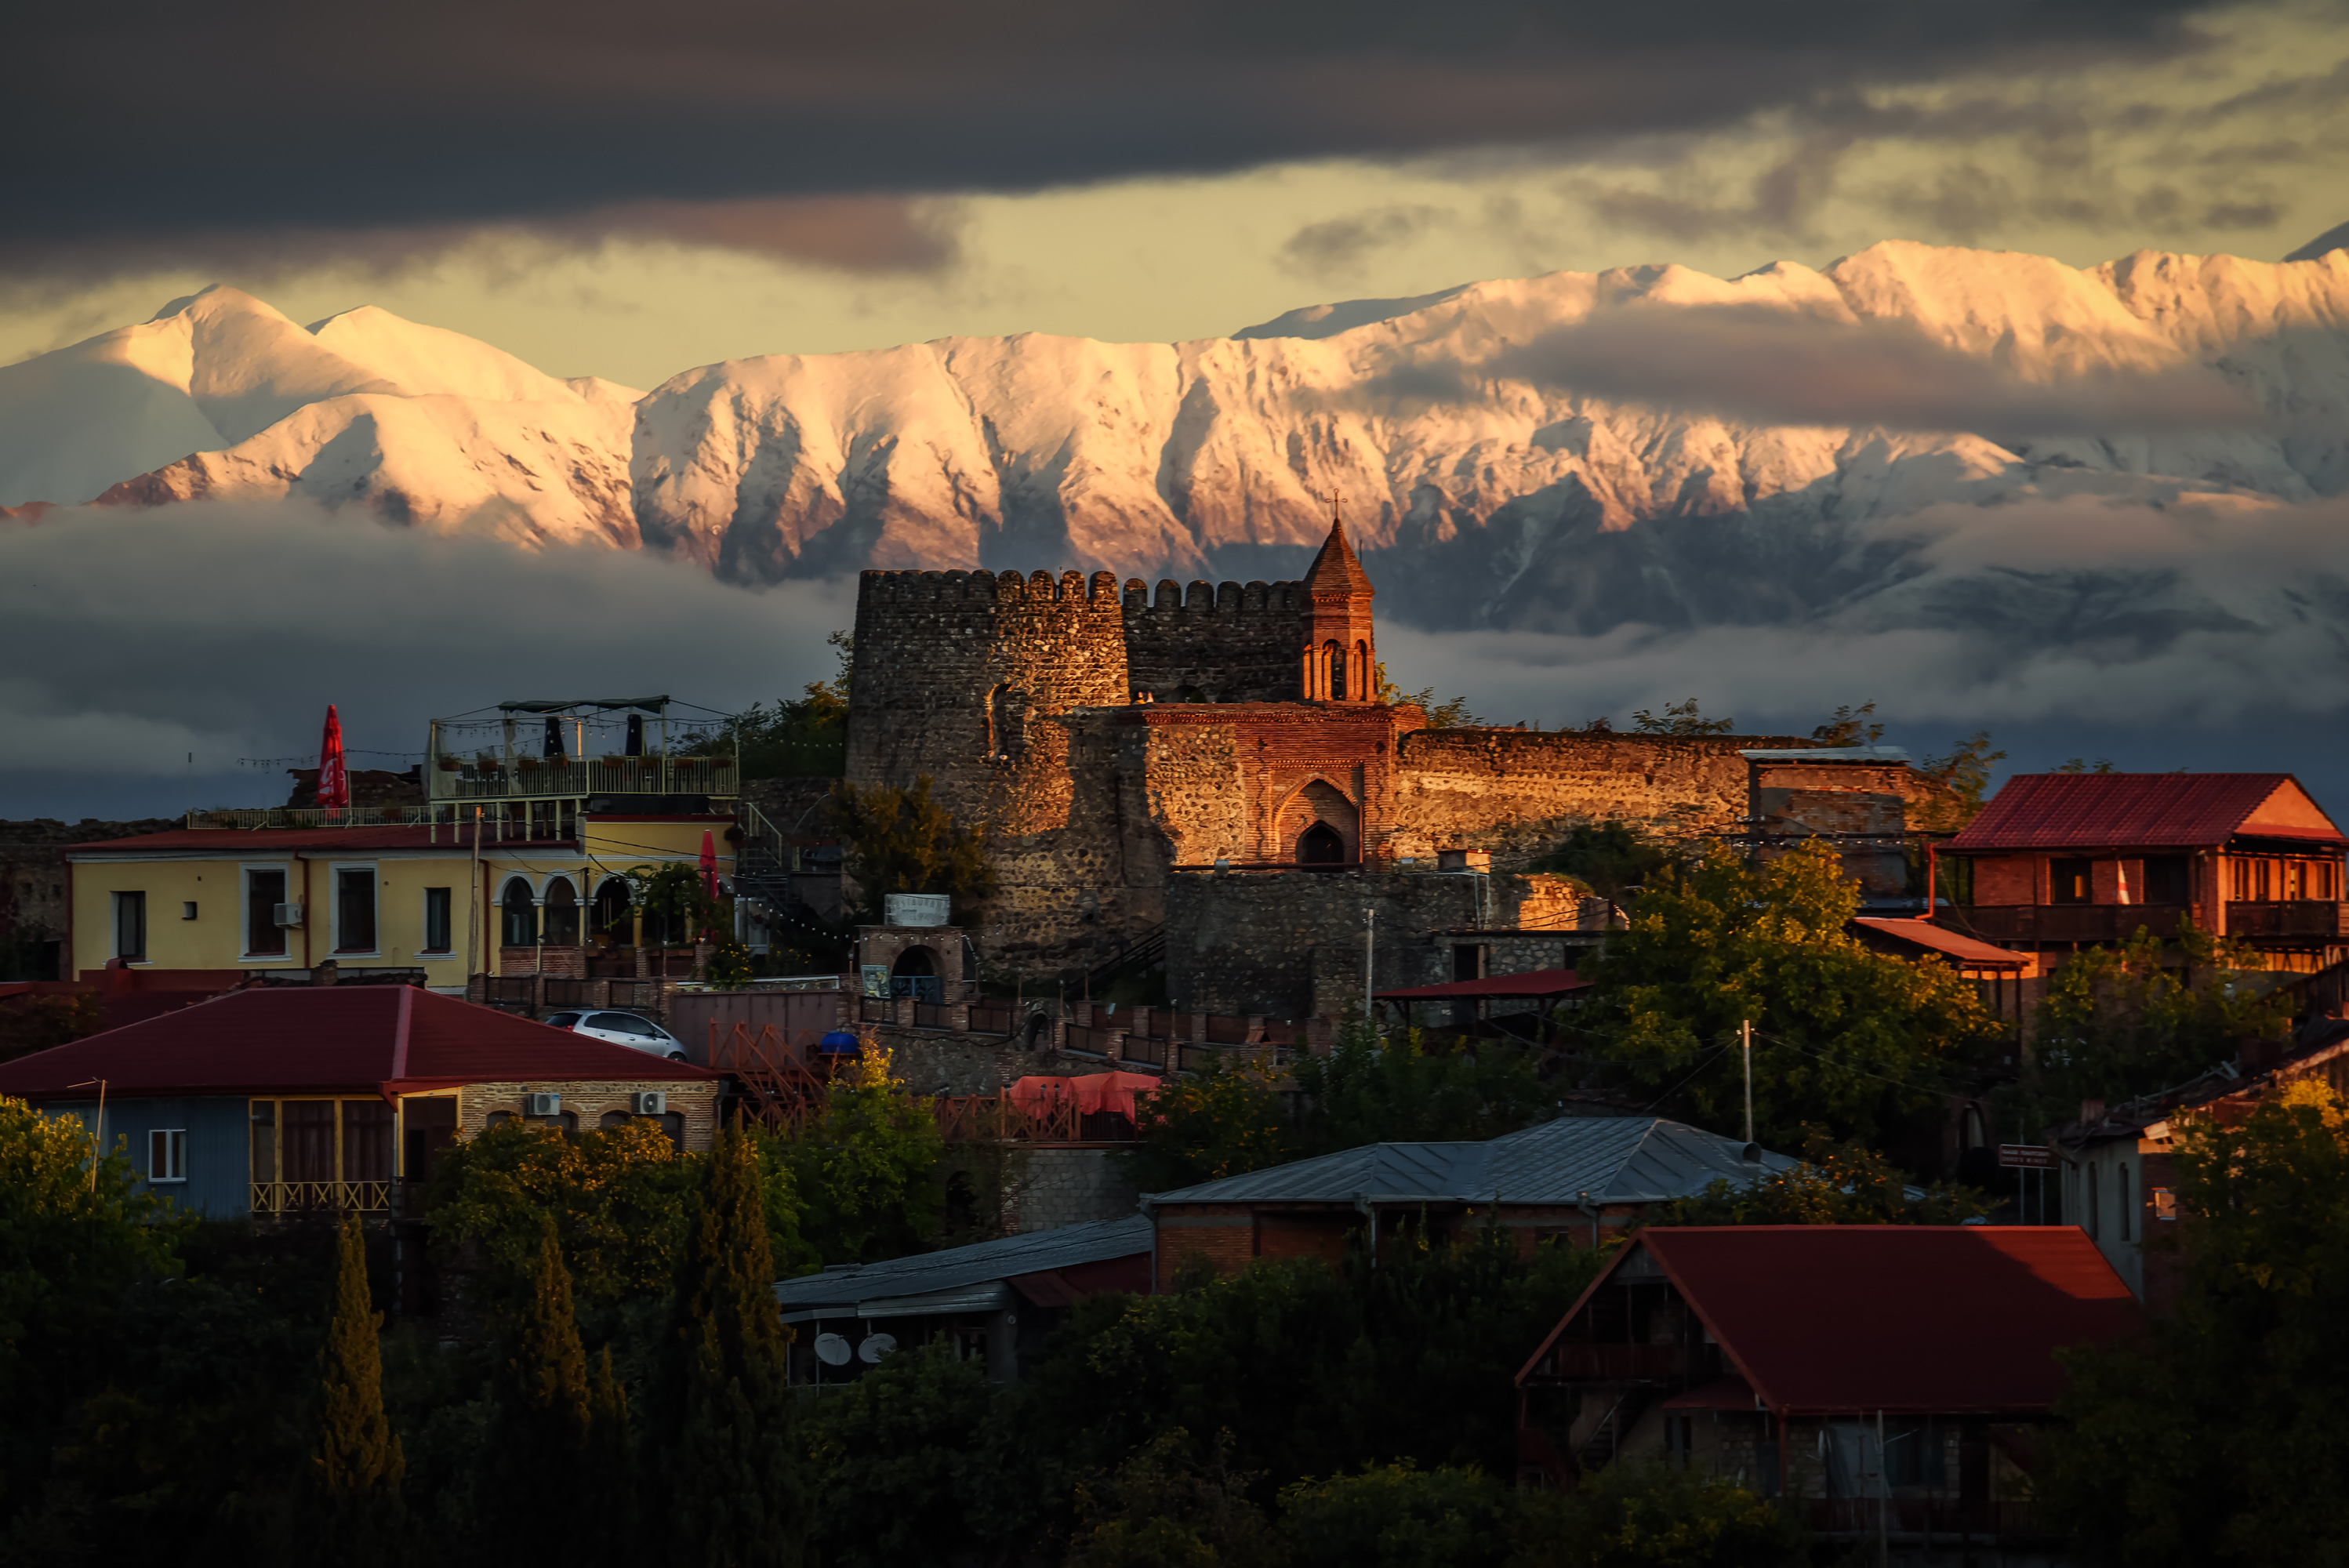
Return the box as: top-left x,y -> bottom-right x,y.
826,773 -> 997,924
2031,922 -> 2288,1109
1575,839 -> 2003,1150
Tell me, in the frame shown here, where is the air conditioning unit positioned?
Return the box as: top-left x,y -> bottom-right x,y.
273,902 -> 304,927
630,1091 -> 666,1116
524,1092 -> 561,1116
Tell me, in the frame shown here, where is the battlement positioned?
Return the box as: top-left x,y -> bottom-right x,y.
1120,578 -> 1303,614
857,567 -> 1126,604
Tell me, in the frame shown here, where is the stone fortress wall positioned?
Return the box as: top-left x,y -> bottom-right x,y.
1120,577 -> 1307,705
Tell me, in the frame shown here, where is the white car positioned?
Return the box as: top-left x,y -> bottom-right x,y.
545,1010 -> 689,1062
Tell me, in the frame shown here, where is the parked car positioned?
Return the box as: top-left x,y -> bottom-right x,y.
543,1011 -> 688,1061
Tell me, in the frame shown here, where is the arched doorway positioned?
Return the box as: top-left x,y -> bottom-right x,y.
1298,823 -> 1345,864
543,879 -> 579,946
891,945 -> 941,1004
499,878 -> 536,947
592,878 -> 633,947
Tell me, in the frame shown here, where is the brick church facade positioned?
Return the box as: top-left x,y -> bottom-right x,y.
844,516 -> 1927,973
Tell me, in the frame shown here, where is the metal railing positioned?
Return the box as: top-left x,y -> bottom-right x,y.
1120,1034 -> 1171,1069
967,1004 -> 1017,1036
187,805 -> 445,829
427,755 -> 739,802
913,1002 -> 954,1031
251,1179 -> 397,1216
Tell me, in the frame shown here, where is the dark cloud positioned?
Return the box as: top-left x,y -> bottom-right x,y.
0,0 -> 2209,272
0,197 -> 968,303
1417,303 -> 2267,435
1277,205 -> 1453,281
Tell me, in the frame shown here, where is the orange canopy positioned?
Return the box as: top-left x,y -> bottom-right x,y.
1007,1071 -> 1164,1119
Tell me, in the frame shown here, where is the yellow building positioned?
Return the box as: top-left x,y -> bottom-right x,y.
65,698 -> 772,987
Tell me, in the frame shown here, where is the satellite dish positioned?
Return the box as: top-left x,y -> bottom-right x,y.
814,1332 -> 851,1367
857,1332 -> 898,1364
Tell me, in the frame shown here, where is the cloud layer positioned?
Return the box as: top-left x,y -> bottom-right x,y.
0,503 -> 849,810
2,0 -> 2207,278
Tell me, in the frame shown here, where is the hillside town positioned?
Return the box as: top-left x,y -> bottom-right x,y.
0,516 -> 2341,1566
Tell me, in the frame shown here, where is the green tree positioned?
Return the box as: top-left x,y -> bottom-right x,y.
826,774 -> 997,924
704,936 -> 756,988
1913,731 -> 2007,831
0,990 -> 106,1063
1069,1428 -> 1284,1568
659,1119 -> 801,1568
1374,661 -> 1480,727
1648,1131 -> 1990,1226
585,1345 -> 637,1565
1293,1024 -> 1551,1157
478,1218 -> 597,1560
310,1216 -> 405,1550
1124,1052 -> 1300,1191
1630,699 -> 1734,735
2053,757 -> 2119,774
774,1044 -> 944,1267
1809,701 -> 1884,746
708,631 -> 854,779
1532,822 -> 1676,899
1278,1462 -> 1512,1568
2031,922 -> 2286,1110
625,861 -> 728,948
0,1094 -> 181,1500
1577,839 -> 2003,1150
802,1341 -> 1013,1568
424,1118 -> 705,1322
2045,1078 -> 2349,1566
1512,1459 -> 1804,1567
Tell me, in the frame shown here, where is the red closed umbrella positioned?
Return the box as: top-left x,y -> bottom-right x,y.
699,829 -> 719,900
318,705 -> 350,810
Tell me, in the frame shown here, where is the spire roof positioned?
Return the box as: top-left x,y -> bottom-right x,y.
1302,502 -> 1374,599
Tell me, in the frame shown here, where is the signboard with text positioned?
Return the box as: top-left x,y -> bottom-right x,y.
1999,1143 -> 2056,1170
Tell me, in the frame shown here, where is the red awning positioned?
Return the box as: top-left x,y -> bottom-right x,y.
1007,1071 -> 1161,1119
1376,967 -> 1589,1002
1852,918 -> 2030,968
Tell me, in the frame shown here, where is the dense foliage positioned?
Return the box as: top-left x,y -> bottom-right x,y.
1576,839 -> 2004,1150
2046,1077 -> 2349,1566
2032,922 -> 2288,1108
1531,821 -> 1676,898
769,1044 -> 946,1268
0,990 -> 106,1062
1649,1131 -> 1991,1226
826,772 -> 998,924
701,630 -> 853,779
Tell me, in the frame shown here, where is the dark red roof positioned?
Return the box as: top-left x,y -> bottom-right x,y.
1851,918 -> 2029,967
1947,773 -> 2343,851
1521,1226 -> 2141,1415
1376,967 -> 1589,1000
0,985 -> 713,1099
61,825 -> 568,854
1302,515 -> 1374,598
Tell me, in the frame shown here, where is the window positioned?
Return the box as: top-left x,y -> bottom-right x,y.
148,1128 -> 187,1182
343,1100 -> 393,1181
423,887 -> 452,953
501,879 -> 537,947
2141,855 -> 2191,906
2049,858 -> 2093,905
2152,1187 -> 2178,1221
245,867 -> 289,956
1453,944 -> 1487,983
250,1101 -> 275,1182
2086,1162 -> 2100,1241
543,879 -> 579,946
181,901 -> 198,920
544,1011 -> 583,1028
1663,1414 -> 1694,1468
2231,856 -> 2275,902
112,891 -> 147,960
282,1101 -> 336,1182
2118,1161 -> 2131,1242
335,867 -> 378,953
591,1011 -> 659,1037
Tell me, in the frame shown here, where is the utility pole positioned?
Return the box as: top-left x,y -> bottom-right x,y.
1363,905 -> 1376,1038
1741,1018 -> 1754,1145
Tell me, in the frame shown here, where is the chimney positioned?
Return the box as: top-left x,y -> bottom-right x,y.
2079,1098 -> 2105,1127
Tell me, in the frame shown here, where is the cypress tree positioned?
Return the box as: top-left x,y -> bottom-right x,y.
311,1214 -> 407,1562
662,1117 -> 801,1567
585,1344 -> 641,1566
479,1216 -> 595,1558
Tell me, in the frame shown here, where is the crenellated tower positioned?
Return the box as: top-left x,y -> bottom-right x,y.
1298,501 -> 1377,702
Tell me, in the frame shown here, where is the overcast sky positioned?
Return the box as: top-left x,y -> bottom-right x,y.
3,0 -> 2347,819
3,0 -> 2343,387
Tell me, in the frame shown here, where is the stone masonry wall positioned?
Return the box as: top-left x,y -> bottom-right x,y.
1389,731 -> 1818,866
1121,578 -> 1305,705
1165,866 -> 1593,1020
1014,1147 -> 1142,1232
458,1077 -> 721,1152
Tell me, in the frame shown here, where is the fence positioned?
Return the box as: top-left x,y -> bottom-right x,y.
250,1180 -> 397,1217
544,978 -> 663,1012
913,1002 -> 954,1031
1119,1033 -> 1171,1070
968,1003 -> 1016,1036
930,1092 -> 1142,1145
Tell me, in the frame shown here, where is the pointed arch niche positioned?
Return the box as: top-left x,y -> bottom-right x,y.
1277,778 -> 1360,866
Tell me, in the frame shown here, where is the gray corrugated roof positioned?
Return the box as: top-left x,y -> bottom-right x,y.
772,1214 -> 1153,1312
1141,1116 -> 1797,1207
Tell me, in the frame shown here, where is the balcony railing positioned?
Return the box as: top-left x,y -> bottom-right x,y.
251,1179 -> 397,1216
187,805 -> 446,829
427,755 -> 739,802
1955,902 -> 2347,943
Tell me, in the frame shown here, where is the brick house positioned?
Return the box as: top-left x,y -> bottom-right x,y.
1140,1116 -> 1798,1291
1939,773 -> 2348,971
1515,1226 -> 2142,1550
0,985 -> 717,1222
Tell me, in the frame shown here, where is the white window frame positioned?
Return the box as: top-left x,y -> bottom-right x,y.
149,1127 -> 187,1183
240,861 -> 298,963
420,884 -> 455,955
329,860 -> 382,957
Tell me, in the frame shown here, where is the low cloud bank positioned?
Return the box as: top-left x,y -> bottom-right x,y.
0,502 -> 848,809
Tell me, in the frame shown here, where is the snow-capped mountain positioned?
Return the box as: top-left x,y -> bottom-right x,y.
5,241 -> 2347,634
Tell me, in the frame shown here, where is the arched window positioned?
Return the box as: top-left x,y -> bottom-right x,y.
592,878 -> 633,947
1961,1105 -> 1986,1149
1324,641 -> 1345,700
500,879 -> 536,948
891,945 -> 941,1004
1298,823 -> 1346,864
543,878 -> 579,946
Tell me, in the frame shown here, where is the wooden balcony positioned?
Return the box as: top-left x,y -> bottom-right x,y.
251,1179 -> 397,1216
1955,902 -> 2347,943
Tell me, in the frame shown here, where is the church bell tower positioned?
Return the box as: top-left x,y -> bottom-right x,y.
1299,499 -> 1376,702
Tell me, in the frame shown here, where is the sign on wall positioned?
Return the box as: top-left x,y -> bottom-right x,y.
884,892 -> 952,927
860,964 -> 891,998
1998,1143 -> 2055,1169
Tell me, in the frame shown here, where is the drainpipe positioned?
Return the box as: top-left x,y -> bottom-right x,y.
1354,1192 -> 1377,1268
1577,1189 -> 1601,1249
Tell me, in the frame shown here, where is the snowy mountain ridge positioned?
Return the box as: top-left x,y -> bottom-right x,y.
5,240 -> 2347,633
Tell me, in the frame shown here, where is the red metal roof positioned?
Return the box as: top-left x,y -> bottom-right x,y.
1520,1226 -> 2142,1415
1947,773 -> 2343,851
1851,918 -> 2030,968
1376,967 -> 1589,1001
0,985 -> 713,1099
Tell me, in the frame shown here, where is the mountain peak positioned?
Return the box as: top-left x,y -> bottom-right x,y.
2285,221 -> 2349,263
